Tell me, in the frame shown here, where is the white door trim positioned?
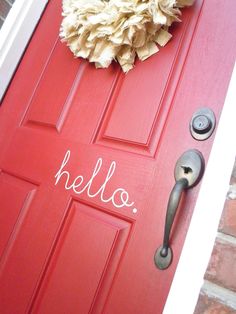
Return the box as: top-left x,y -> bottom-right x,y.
0,0 -> 48,102
0,2 -> 235,314
164,62 -> 236,314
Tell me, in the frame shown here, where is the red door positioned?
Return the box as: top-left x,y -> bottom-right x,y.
0,1 -> 235,313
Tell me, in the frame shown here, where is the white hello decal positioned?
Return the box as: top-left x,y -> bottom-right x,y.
54,150 -> 138,214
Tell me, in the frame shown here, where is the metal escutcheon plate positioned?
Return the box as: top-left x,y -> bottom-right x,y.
154,246 -> 173,270
190,108 -> 216,140
174,149 -> 205,188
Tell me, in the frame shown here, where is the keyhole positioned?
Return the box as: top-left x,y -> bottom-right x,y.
192,115 -> 212,134
181,166 -> 193,174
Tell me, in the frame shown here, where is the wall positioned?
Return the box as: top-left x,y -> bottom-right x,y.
0,0 -> 15,29
194,158 -> 236,313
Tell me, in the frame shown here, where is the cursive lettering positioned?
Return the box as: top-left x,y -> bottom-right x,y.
55,150 -> 136,211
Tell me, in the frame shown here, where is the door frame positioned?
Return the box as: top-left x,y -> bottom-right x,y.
0,0 -> 48,101
0,2 -> 235,313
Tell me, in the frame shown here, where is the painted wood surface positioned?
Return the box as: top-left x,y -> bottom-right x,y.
0,0 -> 235,313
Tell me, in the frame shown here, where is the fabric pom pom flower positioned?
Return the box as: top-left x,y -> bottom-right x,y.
60,0 -> 194,72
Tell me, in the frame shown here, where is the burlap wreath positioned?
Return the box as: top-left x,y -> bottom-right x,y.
60,0 -> 194,72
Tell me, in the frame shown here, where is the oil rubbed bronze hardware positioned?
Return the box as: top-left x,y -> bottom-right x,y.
154,149 -> 205,270
190,108 -> 216,140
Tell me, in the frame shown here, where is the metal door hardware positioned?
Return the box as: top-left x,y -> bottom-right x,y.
190,108 -> 216,140
154,149 -> 205,270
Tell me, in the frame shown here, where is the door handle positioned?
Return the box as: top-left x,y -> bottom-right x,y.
154,149 -> 205,270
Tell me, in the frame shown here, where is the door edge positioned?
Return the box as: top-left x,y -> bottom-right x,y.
164,62 -> 236,314
0,0 -> 48,102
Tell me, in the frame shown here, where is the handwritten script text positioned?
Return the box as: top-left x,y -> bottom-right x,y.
54,150 -> 137,213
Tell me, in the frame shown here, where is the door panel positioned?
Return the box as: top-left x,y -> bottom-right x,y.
95,1 -> 202,155
0,0 -> 235,313
32,200 -> 132,314
0,172 -> 37,258
23,42 -> 82,131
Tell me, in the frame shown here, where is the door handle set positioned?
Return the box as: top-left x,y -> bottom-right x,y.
154,149 -> 205,270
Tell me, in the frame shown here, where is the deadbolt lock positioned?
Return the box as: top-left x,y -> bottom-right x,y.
190,108 -> 216,140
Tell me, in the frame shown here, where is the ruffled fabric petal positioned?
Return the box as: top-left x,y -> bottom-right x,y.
60,0 -> 195,72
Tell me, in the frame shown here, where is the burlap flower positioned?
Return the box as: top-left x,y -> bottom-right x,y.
60,0 -> 194,72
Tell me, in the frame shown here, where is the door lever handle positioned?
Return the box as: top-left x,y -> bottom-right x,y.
154,149 -> 204,270
159,177 -> 188,259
